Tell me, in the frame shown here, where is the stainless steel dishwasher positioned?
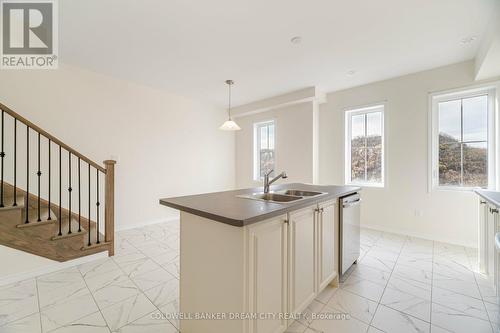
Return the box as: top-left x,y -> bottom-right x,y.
339,193 -> 361,280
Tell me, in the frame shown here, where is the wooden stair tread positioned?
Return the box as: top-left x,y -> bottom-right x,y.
83,222 -> 106,247
53,217 -> 86,239
0,180 -> 111,261
0,195 -> 25,211
20,206 -> 57,225
82,241 -> 110,251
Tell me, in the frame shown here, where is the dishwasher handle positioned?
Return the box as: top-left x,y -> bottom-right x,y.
342,198 -> 362,208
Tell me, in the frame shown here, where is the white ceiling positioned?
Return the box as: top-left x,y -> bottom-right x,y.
60,0 -> 496,107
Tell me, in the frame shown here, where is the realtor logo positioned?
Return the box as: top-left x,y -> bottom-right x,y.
1,0 -> 58,69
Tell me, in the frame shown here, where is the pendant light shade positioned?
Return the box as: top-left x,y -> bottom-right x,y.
219,80 -> 241,131
219,119 -> 241,131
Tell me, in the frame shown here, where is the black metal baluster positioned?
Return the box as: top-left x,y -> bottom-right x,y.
96,169 -> 100,244
88,163 -> 91,246
25,126 -> 29,224
78,157 -> 81,232
37,133 -> 41,221
58,145 -> 62,236
68,152 -> 72,234
0,110 -> 4,208
47,139 -> 51,220
13,119 -> 17,206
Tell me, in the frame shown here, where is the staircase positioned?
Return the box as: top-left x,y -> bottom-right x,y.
0,102 -> 115,261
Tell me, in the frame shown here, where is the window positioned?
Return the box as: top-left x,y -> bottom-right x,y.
345,105 -> 384,186
430,87 -> 496,190
254,120 -> 275,180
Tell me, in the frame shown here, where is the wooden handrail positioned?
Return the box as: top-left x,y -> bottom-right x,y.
0,102 -> 106,173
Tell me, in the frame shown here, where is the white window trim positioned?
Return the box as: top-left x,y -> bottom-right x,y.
428,85 -> 497,192
344,103 -> 386,188
253,120 -> 277,182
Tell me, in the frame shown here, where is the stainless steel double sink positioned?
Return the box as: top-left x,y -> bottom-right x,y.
237,189 -> 327,203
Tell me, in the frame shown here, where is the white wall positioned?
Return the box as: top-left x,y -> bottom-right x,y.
0,64 -> 235,282
235,101 -> 315,188
319,61 -> 499,247
233,61 -> 498,247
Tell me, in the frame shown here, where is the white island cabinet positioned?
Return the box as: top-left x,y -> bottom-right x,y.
246,215 -> 289,333
318,200 -> 337,291
179,201 -> 339,333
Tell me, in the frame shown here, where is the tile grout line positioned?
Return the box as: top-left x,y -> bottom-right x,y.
112,229 -> 180,330
35,277 -> 43,333
362,232 -> 384,332
429,238 -> 434,330
117,228 -> 179,279
77,266 -> 113,333
330,232 -> 381,333
42,271 -> 108,333
79,223 -> 178,332
432,244 -> 493,333
0,280 -> 42,329
378,241 -> 435,326
467,244 -> 496,332
370,232 -> 431,331
0,224 -> 180,333
366,232 -> 406,332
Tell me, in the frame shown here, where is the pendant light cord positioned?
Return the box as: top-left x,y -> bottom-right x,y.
228,82 -> 232,120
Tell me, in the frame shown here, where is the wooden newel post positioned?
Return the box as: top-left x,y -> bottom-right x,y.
104,160 -> 116,256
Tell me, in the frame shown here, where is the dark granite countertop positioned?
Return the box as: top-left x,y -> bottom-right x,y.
159,183 -> 360,227
475,189 -> 500,208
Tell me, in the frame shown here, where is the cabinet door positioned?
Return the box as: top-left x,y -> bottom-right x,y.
318,200 -> 337,290
246,216 -> 288,333
288,206 -> 317,315
479,199 -> 488,274
488,205 -> 497,282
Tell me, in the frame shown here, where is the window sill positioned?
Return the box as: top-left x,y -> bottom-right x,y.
346,182 -> 385,189
432,185 -> 488,192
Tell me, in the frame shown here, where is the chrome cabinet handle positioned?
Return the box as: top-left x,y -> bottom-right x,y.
490,207 -> 499,214
480,201 -> 487,205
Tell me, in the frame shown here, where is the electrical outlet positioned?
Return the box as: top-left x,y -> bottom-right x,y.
414,209 -> 423,217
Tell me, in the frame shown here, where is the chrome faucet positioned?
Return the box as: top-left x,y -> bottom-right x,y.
263,170 -> 288,193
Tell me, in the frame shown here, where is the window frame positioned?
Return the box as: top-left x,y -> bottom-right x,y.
429,86 -> 497,192
344,104 -> 386,188
253,120 -> 277,182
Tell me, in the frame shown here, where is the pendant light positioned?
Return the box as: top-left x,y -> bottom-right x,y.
219,80 -> 241,131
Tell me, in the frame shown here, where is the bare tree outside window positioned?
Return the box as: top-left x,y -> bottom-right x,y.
347,107 -> 384,185
438,95 -> 488,188
254,121 -> 275,180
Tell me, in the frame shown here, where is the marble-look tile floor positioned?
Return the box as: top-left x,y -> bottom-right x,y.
286,229 -> 499,333
0,223 -> 498,333
0,221 -> 180,333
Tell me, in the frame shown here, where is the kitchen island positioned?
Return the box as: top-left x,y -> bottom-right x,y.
160,183 -> 360,333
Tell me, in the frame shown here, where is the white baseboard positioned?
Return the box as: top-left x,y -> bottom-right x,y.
362,223 -> 477,249
0,251 -> 108,287
115,216 -> 179,232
